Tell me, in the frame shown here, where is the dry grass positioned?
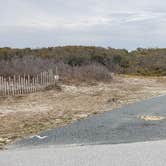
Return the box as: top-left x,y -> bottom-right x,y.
1,74 -> 166,149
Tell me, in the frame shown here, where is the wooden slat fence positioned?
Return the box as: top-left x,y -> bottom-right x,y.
0,70 -> 58,96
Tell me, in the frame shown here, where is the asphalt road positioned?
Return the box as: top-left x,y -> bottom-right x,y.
1,140 -> 166,166
1,95 -> 166,166
9,94 -> 166,149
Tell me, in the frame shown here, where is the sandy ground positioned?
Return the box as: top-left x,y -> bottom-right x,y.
1,75 -> 166,149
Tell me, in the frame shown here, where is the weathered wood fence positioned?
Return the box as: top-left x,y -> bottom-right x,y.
0,70 -> 58,96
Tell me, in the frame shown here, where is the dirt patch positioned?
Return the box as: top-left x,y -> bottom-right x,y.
138,115 -> 166,121
1,75 -> 166,149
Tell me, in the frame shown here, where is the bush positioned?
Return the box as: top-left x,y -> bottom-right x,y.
56,62 -> 112,83
0,46 -> 166,77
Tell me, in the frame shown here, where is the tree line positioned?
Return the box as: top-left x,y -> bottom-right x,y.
0,46 -> 166,80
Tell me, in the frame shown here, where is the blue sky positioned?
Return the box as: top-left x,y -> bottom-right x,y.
0,0 -> 166,49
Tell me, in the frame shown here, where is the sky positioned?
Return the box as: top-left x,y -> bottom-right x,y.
0,0 -> 166,50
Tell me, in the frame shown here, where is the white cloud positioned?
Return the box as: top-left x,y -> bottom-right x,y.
0,0 -> 166,49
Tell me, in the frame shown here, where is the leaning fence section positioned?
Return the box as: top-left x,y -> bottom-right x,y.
0,70 -> 57,97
